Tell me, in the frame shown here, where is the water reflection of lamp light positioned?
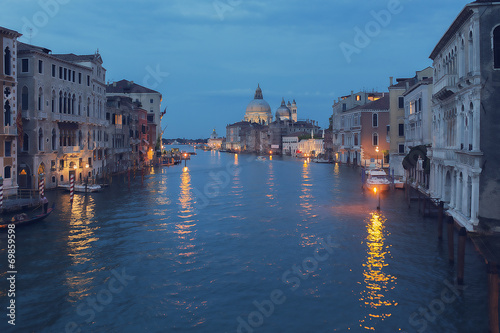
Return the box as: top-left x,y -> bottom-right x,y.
359,212 -> 396,330
373,186 -> 380,210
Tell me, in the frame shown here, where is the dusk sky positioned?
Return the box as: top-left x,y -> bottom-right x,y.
4,0 -> 471,139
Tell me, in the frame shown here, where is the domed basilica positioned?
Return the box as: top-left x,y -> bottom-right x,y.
244,84 -> 273,125
244,84 -> 297,124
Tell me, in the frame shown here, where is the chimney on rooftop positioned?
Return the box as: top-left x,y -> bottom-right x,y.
390,77 -> 394,86
406,81 -> 410,90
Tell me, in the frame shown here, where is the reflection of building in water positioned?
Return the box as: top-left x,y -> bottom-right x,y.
359,212 -> 397,330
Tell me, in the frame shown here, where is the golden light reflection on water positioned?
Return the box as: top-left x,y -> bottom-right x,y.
266,159 -> 275,204
234,153 -> 238,165
297,161 -> 316,247
359,211 -> 397,330
176,168 -> 197,260
65,195 -> 99,300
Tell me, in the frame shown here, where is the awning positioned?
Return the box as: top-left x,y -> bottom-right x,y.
142,139 -> 149,146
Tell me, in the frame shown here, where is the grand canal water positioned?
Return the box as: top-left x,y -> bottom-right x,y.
0,147 -> 489,332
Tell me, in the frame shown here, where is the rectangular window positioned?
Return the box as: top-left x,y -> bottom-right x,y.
72,71 -> 76,82
64,68 -> 67,80
5,141 -> 11,157
21,59 -> 29,72
150,99 -> 154,103
87,75 -> 90,86
38,60 -> 43,74
147,114 -> 154,123
373,134 -> 378,146
342,103 -> 347,111
59,67 -> 63,79
399,144 -> 405,154
418,98 -> 422,112
398,96 -> 404,109
52,64 -> 56,77
78,73 -> 82,84
398,123 -> 405,137
386,125 -> 390,136
494,26 -> 500,69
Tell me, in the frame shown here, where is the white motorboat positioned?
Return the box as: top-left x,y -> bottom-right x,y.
364,169 -> 391,191
257,156 -> 267,162
58,183 -> 102,193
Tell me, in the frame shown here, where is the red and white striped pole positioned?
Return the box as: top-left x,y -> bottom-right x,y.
0,176 -> 4,210
70,174 -> 75,202
39,174 -> 45,198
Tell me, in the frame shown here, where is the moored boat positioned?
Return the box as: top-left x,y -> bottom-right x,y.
364,169 -> 391,191
58,183 -> 102,193
0,204 -> 55,230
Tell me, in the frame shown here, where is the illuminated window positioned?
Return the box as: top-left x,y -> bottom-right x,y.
356,95 -> 361,101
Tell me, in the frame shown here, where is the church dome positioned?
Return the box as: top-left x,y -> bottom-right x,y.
276,98 -> 291,120
246,84 -> 271,114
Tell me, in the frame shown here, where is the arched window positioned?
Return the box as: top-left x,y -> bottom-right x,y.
23,133 -> 29,152
38,87 -> 43,111
468,31 -> 474,73
38,128 -> 43,151
372,113 -> 378,127
59,91 -> 63,113
78,96 -> 81,115
52,129 -> 57,150
4,166 -> 11,179
372,133 -> 379,146
4,47 -> 11,75
78,130 -> 82,147
4,101 -> 11,126
469,102 -> 474,150
51,90 -> 56,112
494,26 -> 500,69
22,86 -> 29,111
72,94 -> 76,115
87,98 -> 90,117
63,93 -> 67,114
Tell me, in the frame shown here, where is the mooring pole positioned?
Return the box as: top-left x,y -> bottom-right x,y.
447,216 -> 455,264
438,201 -> 444,240
457,227 -> 466,285
488,262 -> 499,333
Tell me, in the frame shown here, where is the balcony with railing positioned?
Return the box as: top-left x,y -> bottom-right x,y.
433,74 -> 458,100
1,126 -> 17,136
59,146 -> 81,154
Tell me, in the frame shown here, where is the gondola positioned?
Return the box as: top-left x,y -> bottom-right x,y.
0,204 -> 55,230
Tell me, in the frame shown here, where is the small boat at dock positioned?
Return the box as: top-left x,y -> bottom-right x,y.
364,169 -> 391,191
0,204 -> 55,230
58,184 -> 102,193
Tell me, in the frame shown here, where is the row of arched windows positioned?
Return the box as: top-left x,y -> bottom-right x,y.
21,86 -> 104,118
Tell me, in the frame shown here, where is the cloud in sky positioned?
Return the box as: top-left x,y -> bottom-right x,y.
3,0 -> 471,138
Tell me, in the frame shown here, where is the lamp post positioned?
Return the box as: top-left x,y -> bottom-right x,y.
183,153 -> 188,167
374,186 -> 380,210
375,146 -> 379,167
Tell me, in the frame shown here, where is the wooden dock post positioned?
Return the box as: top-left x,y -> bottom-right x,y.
457,227 -> 466,285
447,216 -> 454,264
488,262 -> 499,333
438,201 -> 444,240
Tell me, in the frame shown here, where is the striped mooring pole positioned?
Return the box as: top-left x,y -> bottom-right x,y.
70,174 -> 75,202
0,176 -> 4,210
39,173 -> 45,198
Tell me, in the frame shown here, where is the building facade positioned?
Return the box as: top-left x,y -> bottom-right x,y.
17,42 -> 107,189
332,94 -> 390,166
107,80 -> 163,143
429,0 -> 500,230
1,26 -> 22,195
